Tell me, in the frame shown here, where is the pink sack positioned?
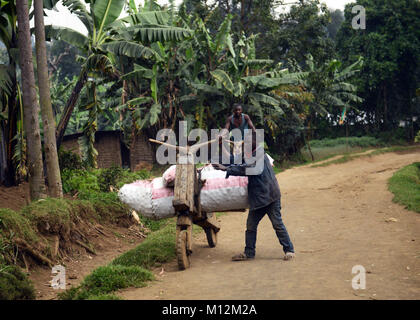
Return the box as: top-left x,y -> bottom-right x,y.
162,165 -> 177,187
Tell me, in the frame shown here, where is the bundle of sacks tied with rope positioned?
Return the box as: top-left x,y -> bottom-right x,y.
118,156 -> 274,220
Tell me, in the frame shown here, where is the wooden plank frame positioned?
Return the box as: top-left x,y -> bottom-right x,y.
173,152 -> 196,212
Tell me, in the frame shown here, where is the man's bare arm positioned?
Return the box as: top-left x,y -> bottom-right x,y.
219,116 -> 231,139
224,116 -> 232,131
245,114 -> 256,132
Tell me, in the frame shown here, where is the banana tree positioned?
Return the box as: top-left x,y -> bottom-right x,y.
186,21 -> 306,134
104,1 -> 194,148
0,0 -> 20,185
301,54 -> 364,159
46,0 -> 191,152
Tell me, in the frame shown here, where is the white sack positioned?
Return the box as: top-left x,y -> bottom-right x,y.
118,165 -> 249,220
118,177 -> 175,220
199,165 -> 249,212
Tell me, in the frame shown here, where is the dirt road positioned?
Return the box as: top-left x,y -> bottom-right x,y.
120,149 -> 420,300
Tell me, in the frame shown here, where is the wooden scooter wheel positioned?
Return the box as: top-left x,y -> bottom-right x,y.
177,230 -> 191,270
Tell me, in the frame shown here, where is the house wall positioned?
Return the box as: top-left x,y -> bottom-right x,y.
95,132 -> 122,168
61,137 -> 82,157
130,133 -> 155,171
61,131 -> 155,170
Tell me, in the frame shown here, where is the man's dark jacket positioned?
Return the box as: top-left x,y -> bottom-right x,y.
225,147 -> 281,211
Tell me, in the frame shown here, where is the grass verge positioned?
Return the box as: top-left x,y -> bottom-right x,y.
59,219 -> 177,300
59,213 -> 227,300
0,193 -> 134,300
111,219 -> 176,269
310,145 -> 419,168
388,162 -> 420,213
58,265 -> 154,300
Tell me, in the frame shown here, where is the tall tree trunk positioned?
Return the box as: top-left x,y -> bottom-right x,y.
56,70 -> 87,149
34,0 -> 63,198
16,0 -> 46,200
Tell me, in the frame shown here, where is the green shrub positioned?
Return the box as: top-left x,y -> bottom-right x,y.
58,148 -> 83,171
388,162 -> 420,213
111,221 -> 175,269
0,264 -> 36,300
376,128 -> 409,145
61,169 -> 100,195
59,265 -> 153,300
98,165 -> 125,192
62,166 -> 150,198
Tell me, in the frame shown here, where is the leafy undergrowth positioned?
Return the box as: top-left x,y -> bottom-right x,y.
59,219 -> 176,300
0,264 -> 36,300
388,162 -> 420,213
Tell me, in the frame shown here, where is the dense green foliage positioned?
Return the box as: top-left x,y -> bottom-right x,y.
0,264 -> 36,300
336,0 -> 420,137
388,162 -> 420,213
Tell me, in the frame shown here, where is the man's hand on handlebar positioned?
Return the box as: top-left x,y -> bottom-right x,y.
212,163 -> 228,171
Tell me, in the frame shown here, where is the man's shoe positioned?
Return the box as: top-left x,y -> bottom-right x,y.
232,253 -> 254,261
284,252 -> 295,260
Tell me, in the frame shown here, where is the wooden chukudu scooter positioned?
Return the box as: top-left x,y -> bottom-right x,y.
149,138 -> 221,270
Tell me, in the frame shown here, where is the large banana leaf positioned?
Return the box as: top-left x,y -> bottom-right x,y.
210,69 -> 235,95
121,64 -> 154,81
118,96 -> 154,111
331,82 -> 357,93
242,75 -> 300,89
118,10 -> 170,26
190,83 -> 224,96
45,25 -> 89,52
336,92 -> 363,104
127,0 -> 137,14
214,14 -> 232,54
149,103 -> 161,125
126,97 -> 154,106
126,25 -> 191,43
101,41 -> 157,59
246,59 -> 274,66
93,0 -> 125,32
0,64 -> 12,97
248,93 -> 280,107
